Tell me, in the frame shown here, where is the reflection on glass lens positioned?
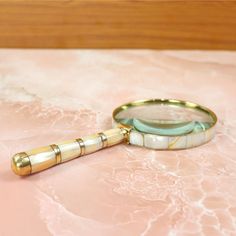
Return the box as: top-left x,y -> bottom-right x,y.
115,103 -> 215,136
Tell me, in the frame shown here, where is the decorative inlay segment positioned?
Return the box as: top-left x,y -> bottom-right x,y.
128,127 -> 215,150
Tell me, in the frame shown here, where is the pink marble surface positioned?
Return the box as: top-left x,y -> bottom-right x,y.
0,50 -> 236,236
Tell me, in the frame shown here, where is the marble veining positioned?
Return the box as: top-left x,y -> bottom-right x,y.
0,50 -> 236,236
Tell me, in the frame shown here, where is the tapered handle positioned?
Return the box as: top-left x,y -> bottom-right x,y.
11,127 -> 129,176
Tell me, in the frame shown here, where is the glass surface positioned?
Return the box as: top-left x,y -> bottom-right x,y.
114,103 -> 215,136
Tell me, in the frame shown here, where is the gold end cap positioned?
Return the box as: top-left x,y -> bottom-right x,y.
11,152 -> 31,176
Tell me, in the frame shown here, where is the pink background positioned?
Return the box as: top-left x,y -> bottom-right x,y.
0,50 -> 236,236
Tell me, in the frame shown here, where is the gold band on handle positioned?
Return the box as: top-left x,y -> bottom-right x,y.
98,132 -> 108,148
50,144 -> 62,164
76,138 -> 85,156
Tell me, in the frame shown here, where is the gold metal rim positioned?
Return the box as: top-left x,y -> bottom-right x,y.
112,98 -> 217,136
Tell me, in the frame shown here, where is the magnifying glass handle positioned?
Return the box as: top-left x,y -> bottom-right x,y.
11,127 -> 129,176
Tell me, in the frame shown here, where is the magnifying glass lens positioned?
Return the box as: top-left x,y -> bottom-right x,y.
114,102 -> 215,136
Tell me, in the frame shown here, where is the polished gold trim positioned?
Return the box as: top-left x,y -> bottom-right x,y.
120,127 -> 130,143
50,144 -> 61,164
76,138 -> 85,156
98,132 -> 108,148
112,98 -> 217,137
11,152 -> 32,176
115,124 -> 131,144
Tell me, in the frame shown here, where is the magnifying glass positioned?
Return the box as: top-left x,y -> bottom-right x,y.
11,99 -> 217,176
